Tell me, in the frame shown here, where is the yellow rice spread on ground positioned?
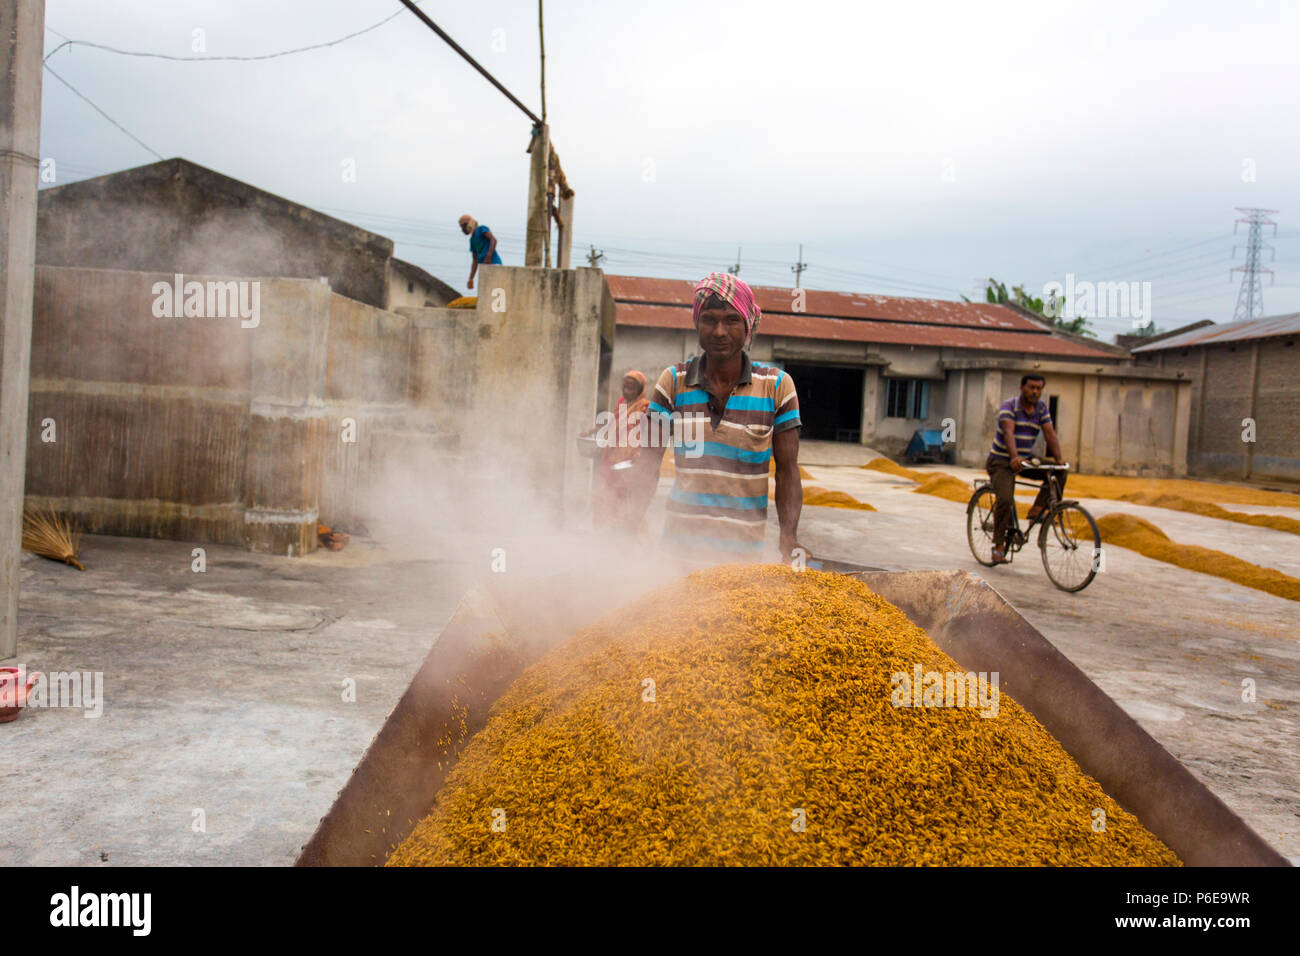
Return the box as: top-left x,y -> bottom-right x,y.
1093,513 -> 1300,603
803,487 -> 876,510
388,566 -> 1180,867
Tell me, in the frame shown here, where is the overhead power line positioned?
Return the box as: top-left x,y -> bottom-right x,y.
396,0 -> 541,125
44,3 -> 421,64
42,62 -> 163,159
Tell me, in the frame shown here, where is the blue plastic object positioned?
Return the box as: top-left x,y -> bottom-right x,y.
904,428 -> 948,463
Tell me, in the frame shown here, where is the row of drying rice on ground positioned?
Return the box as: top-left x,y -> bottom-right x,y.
793,458 -> 1300,603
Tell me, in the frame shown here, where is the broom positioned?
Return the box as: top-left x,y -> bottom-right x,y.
22,508 -> 85,570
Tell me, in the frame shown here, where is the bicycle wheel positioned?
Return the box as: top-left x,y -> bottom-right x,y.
966,486 -> 999,566
1039,503 -> 1100,592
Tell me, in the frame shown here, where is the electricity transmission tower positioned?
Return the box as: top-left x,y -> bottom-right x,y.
586,245 -> 605,268
1230,207 -> 1277,321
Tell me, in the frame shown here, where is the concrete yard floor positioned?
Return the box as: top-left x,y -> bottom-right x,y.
2,535 -> 480,866
796,463 -> 1299,863
2,463 -> 1297,866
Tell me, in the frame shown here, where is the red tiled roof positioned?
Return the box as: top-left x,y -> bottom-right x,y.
618,304 -> 1119,358
607,275 -> 1119,359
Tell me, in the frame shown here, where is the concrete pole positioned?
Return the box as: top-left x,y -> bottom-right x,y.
556,192 -> 574,270
525,123 -> 549,268
0,0 -> 44,660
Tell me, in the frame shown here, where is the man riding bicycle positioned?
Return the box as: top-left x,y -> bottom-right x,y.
987,373 -> 1067,564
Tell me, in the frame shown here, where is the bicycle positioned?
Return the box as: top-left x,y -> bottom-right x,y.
966,458 -> 1102,592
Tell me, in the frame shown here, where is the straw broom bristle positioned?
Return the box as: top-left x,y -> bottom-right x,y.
21,508 -> 85,571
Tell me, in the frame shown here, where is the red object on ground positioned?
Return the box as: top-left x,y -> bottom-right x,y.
0,667 -> 41,723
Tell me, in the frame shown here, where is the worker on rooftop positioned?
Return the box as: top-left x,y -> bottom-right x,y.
625,273 -> 807,565
458,214 -> 502,290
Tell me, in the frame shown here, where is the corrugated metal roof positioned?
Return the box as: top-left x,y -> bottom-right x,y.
1131,313 -> 1300,352
618,303 -> 1120,359
606,275 -> 1044,331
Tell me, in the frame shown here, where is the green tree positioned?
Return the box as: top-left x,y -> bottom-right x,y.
1129,321 -> 1165,338
963,277 -> 1096,337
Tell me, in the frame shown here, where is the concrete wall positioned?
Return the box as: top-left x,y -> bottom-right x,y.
385,262 -> 458,311
943,360 -> 1190,476
318,294 -> 433,531
400,306 -> 477,427
27,266 -> 257,545
466,265 -> 611,525
37,159 -> 395,308
25,266 -> 456,554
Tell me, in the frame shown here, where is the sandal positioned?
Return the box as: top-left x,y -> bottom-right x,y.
990,548 -> 1011,565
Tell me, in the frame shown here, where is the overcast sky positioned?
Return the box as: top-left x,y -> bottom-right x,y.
37,0 -> 1300,339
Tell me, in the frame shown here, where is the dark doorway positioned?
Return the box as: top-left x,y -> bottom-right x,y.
782,363 -> 865,442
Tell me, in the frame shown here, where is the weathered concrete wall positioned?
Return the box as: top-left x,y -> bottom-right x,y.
27,266 -> 255,544
318,294 -> 435,530
940,360 -> 1190,476
400,306 -> 477,427
385,259 -> 460,311
465,265 -> 608,525
244,279 -> 330,555
37,158 -> 395,308
25,267 -> 433,554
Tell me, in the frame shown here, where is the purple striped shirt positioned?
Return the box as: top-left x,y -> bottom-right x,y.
990,397 -> 1052,460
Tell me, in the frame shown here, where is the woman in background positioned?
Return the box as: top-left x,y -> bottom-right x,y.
592,371 -> 650,529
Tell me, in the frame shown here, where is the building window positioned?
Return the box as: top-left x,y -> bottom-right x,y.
1048,395 -> 1059,425
885,379 -> 930,419
407,281 -> 415,293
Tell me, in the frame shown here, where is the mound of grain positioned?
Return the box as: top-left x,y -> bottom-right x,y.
861,457 -> 927,481
388,566 -> 1180,867
803,487 -> 876,511
1066,475 -> 1300,508
1117,492 -> 1300,536
1095,513 -> 1300,602
911,474 -> 974,505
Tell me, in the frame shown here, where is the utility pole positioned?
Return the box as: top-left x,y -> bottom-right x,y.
586,245 -> 605,268
727,247 -> 742,275
0,0 -> 44,659
791,244 -> 808,288
525,122 -> 550,267
1230,207 -> 1277,322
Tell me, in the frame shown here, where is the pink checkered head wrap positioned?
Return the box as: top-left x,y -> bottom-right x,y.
692,272 -> 761,345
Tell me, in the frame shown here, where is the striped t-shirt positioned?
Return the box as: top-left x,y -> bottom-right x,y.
990,397 -> 1053,460
649,353 -> 801,558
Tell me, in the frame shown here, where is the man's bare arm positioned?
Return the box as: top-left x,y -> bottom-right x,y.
773,427 -> 803,560
1042,421 -> 1065,463
1001,418 -> 1022,470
